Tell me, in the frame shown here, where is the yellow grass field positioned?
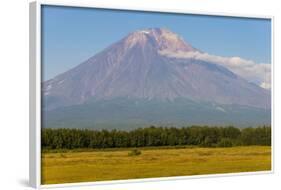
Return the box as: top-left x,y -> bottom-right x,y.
41,146 -> 271,184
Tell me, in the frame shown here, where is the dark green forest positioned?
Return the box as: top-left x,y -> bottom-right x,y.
42,126 -> 271,150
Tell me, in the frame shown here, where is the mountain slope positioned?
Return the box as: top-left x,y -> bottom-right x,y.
43,98 -> 270,129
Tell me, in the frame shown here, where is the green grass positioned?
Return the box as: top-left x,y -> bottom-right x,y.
41,146 -> 271,184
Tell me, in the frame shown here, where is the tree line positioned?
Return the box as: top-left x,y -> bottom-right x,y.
42,126 -> 271,149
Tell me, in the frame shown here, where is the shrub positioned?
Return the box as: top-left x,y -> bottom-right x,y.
128,149 -> 142,156
60,153 -> 67,158
200,136 -> 216,147
217,138 -> 233,147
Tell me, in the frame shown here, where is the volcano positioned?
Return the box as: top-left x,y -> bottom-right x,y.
42,28 -> 271,129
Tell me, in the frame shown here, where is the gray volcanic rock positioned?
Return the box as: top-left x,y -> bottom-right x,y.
43,28 -> 270,112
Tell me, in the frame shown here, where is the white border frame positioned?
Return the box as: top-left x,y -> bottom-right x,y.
29,1 -> 274,189
30,1 -> 41,188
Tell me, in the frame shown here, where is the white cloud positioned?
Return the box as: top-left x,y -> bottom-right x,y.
159,50 -> 271,89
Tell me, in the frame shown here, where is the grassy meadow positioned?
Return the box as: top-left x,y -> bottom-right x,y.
41,146 -> 271,184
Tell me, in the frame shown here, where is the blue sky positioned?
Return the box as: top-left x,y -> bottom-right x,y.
42,5 -> 271,81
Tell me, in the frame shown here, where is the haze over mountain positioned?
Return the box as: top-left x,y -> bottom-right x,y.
42,28 -> 271,129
